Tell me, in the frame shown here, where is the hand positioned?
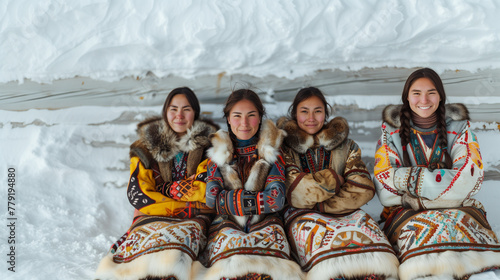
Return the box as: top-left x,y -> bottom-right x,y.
401,192 -> 423,211
337,173 -> 345,186
428,162 -> 446,172
169,179 -> 199,201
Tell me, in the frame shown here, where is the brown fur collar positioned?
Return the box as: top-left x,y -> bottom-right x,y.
382,103 -> 470,128
277,116 -> 349,154
208,119 -> 287,167
130,116 -> 218,167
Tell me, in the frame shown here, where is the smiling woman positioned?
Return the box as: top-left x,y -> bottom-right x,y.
278,87 -> 399,280
227,99 -> 261,140
407,77 -> 441,119
374,68 -> 500,280
291,87 -> 329,135
200,89 -> 303,280
165,94 -> 195,135
95,87 -> 218,280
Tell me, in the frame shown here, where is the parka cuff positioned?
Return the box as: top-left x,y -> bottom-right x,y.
325,168 -> 342,194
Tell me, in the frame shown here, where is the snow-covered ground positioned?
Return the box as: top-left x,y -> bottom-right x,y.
1,1 -> 500,279
0,101 -> 499,280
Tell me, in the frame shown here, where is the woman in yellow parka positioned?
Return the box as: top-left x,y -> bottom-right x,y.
96,87 -> 218,280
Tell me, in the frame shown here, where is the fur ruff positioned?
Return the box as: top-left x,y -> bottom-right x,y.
207,119 -> 286,191
398,250 -> 500,280
207,119 -> 286,228
277,116 -> 349,154
95,249 -> 192,280
131,117 -> 216,164
130,117 -> 217,182
208,119 -> 286,166
256,119 -> 287,163
306,251 -> 399,280
382,103 -> 469,128
191,255 -> 305,280
207,129 -> 234,173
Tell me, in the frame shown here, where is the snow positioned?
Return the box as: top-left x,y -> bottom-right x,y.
1,0 -> 500,84
1,102 -> 500,280
1,1 -> 500,280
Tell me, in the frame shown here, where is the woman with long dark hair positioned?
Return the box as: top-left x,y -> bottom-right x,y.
374,68 -> 500,279
278,87 -> 399,280
96,87 -> 218,280
198,89 -> 303,280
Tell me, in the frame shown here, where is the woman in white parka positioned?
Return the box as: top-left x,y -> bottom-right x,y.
373,68 -> 500,280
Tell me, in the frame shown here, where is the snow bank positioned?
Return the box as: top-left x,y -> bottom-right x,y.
1,0 -> 500,84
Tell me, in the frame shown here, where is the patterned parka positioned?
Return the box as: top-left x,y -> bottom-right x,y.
205,119 -> 287,220
127,116 -> 218,217
373,103 -> 500,280
278,116 -> 375,214
278,116 -> 399,280
374,103 -> 485,214
95,116 -> 218,280
199,119 -> 304,280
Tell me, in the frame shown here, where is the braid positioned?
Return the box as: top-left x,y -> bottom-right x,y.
437,104 -> 452,168
399,67 -> 450,169
399,105 -> 412,167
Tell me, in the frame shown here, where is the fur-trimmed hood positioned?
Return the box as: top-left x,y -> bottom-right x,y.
277,116 -> 349,154
208,119 -> 287,166
382,103 -> 470,128
130,116 -> 218,167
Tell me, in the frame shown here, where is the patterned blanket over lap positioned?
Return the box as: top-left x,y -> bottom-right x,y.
112,215 -> 210,264
200,215 -> 292,267
384,207 -> 500,263
284,208 -> 396,271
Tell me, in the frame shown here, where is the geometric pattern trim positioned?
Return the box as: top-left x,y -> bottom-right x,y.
285,208 -> 396,271
385,207 -> 500,263
200,215 -> 292,267
112,215 -> 209,263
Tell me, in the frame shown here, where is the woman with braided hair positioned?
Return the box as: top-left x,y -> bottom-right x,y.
374,68 -> 500,280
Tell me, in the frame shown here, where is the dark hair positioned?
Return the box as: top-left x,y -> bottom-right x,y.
223,89 -> 265,142
161,87 -> 200,124
289,87 -> 331,121
399,68 -> 451,169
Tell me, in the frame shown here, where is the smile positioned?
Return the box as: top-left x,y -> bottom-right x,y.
418,106 -> 431,110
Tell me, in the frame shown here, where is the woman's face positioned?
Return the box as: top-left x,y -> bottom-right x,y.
407,77 -> 441,118
296,96 -> 326,135
166,94 -> 195,135
227,99 -> 261,140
